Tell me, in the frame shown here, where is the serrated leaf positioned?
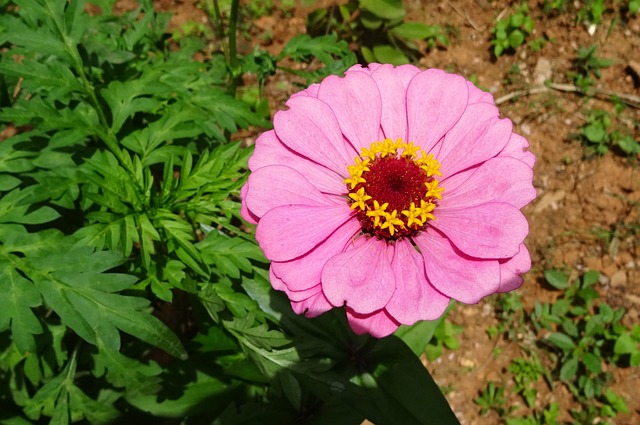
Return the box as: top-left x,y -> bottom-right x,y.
32,264 -> 186,358
0,268 -> 42,354
92,341 -> 162,397
1,231 -> 186,359
198,232 -> 266,279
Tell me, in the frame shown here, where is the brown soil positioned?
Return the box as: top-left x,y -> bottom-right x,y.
154,0 -> 640,423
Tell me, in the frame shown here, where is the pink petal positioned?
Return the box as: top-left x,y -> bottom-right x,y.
346,63 -> 382,75
245,165 -> 336,219
416,229 -> 500,304
289,83 -> 320,100
346,308 -> 400,338
406,69 -> 469,153
498,244 -> 531,292
467,80 -> 496,105
435,104 -> 511,178
442,157 -> 536,209
269,266 -> 288,292
370,64 -> 421,140
432,203 -> 528,259
321,237 -> 395,314
317,72 -> 382,153
256,203 -> 353,262
269,271 -> 333,317
498,133 -> 536,168
291,290 -> 334,318
271,218 -> 361,291
249,131 -> 345,195
273,96 -> 354,175
385,240 -> 450,325
240,183 -> 258,224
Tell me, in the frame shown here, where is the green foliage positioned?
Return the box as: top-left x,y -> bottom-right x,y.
491,4 -> 535,57
0,0 -> 458,424
423,318 -> 463,361
475,382 -> 509,416
569,45 -> 613,94
508,357 -> 542,408
535,270 -> 632,411
574,109 -> 640,156
307,0 -> 449,65
576,0 -> 607,24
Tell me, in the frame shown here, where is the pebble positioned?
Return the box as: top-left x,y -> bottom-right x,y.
610,270 -> 627,288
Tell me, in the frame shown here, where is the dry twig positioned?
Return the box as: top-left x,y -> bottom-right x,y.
495,82 -> 640,109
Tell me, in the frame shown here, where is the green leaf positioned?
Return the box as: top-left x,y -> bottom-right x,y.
508,29 -> 525,48
546,332 -> 575,351
125,366 -> 233,418
0,228 -> 186,359
372,44 -> 409,66
32,262 -> 186,358
614,333 -> 637,355
544,269 -> 569,289
582,352 -> 602,374
559,356 -> 578,381
360,0 -> 405,20
91,341 -> 162,397
391,22 -> 437,40
0,187 -> 60,225
0,267 -> 42,354
349,337 -> 460,425
198,232 -> 267,279
583,123 -> 607,143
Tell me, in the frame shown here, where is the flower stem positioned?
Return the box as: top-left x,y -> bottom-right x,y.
227,0 -> 241,96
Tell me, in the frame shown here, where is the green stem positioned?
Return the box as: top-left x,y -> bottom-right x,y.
210,0 -> 229,64
227,0 -> 241,96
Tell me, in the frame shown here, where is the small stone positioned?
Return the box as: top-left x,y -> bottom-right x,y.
533,57 -> 552,86
534,190 -> 566,213
610,270 -> 627,288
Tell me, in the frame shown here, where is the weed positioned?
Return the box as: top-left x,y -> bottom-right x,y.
509,357 -> 543,408
568,45 -> 613,94
491,4 -> 534,57
306,0 -> 449,65
475,381 -> 510,416
574,109 -> 640,156
424,318 -> 464,361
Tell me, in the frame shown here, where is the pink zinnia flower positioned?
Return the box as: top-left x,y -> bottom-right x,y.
241,63 -> 536,338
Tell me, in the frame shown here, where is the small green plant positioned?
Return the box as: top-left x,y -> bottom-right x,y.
424,318 -> 464,361
487,291 -> 526,340
543,0 -> 570,14
475,381 -> 509,416
506,402 -> 560,425
538,270 -> 632,409
307,0 -> 449,65
629,0 -> 640,14
569,45 -> 613,94
577,0 -> 606,24
491,4 -> 535,57
508,357 -> 542,408
575,109 -> 640,156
